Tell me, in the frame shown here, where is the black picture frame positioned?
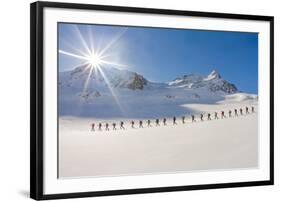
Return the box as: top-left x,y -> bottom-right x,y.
30,1 -> 274,200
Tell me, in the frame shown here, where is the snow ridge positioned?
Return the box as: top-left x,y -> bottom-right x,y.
58,66 -> 254,118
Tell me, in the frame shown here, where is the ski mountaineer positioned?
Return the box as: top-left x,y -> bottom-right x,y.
163,118 -> 167,126
228,110 -> 232,117
147,120 -> 151,127
240,108 -> 243,115
207,113 -> 211,120
191,115 -> 195,122
215,112 -> 218,119
246,106 -> 249,114
98,123 -> 102,131
139,120 -> 143,128
221,111 -> 225,119
112,123 -> 116,130
200,114 -> 204,121
131,120 -> 135,128
91,123 -> 95,131
155,119 -> 160,126
120,121 -> 125,130
182,116 -> 185,124
252,106 -> 255,113
173,116 -> 177,125
234,109 -> 238,116
105,123 -> 109,131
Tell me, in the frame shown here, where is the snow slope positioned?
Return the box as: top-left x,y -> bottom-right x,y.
59,102 -> 258,178
58,66 -> 258,178
59,66 -> 255,119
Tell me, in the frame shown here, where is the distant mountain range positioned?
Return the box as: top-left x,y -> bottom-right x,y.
59,65 -> 237,93
59,65 -> 256,118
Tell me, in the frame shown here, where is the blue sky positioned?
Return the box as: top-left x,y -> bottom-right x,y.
59,23 -> 258,93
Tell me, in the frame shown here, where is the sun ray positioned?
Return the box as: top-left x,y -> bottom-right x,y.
100,60 -> 128,68
60,38 -> 89,57
94,31 -> 105,56
82,64 -> 95,95
62,61 -> 89,73
98,28 -> 127,56
61,24 -> 130,117
98,53 -> 112,60
59,50 -> 88,60
87,25 -> 95,54
73,25 -> 91,55
96,64 -> 125,114
92,63 -> 98,79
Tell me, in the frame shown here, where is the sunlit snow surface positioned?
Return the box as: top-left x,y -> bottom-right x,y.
58,67 -> 258,178
59,67 -> 255,119
59,100 -> 258,178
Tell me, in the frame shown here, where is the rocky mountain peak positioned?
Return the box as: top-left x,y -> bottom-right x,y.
60,66 -> 237,94
205,70 -> 221,80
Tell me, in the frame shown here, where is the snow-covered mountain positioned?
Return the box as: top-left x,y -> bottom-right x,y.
59,66 -> 256,118
60,66 -> 237,93
167,70 -> 237,94
59,64 -> 148,91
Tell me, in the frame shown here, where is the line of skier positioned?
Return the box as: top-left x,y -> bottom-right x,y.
91,106 -> 255,132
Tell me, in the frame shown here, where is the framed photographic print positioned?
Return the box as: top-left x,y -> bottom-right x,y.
30,1 -> 274,200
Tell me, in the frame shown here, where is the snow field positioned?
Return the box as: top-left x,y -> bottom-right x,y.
59,102 -> 258,178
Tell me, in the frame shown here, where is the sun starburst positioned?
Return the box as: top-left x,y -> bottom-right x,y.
87,52 -> 102,66
59,25 -> 127,70
59,25 -> 128,114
